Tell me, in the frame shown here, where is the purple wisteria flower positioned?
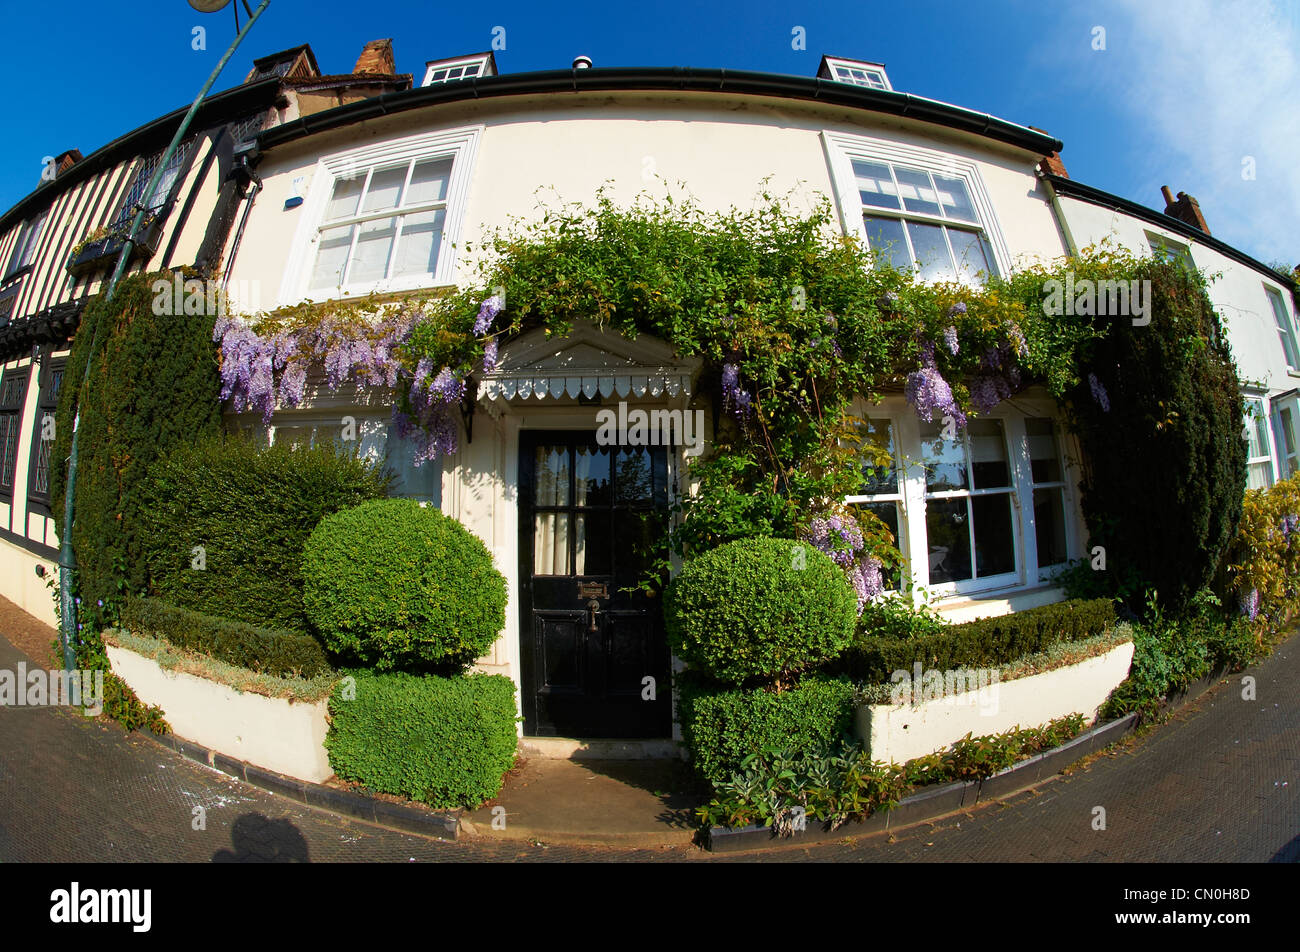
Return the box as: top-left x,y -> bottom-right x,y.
905,366 -> 965,428
1241,588 -> 1260,621
1280,513 -> 1298,545
943,325 -> 959,356
918,340 -> 938,369
721,362 -> 753,419
483,338 -> 500,372
473,294 -> 504,336
970,374 -> 1012,413
806,514 -> 883,613
1088,372 -> 1110,413
429,367 -> 466,405
947,302 -> 967,317
1008,323 -> 1028,357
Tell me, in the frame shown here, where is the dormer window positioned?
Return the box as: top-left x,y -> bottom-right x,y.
820,56 -> 892,91
421,53 -> 495,87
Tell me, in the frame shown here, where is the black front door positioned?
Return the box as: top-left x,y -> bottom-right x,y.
519,430 -> 672,738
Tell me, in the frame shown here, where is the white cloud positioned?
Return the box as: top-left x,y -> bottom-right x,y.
1095,0 -> 1300,265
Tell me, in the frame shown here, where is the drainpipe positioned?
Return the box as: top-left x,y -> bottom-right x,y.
1039,172 -> 1080,259
57,0 -> 272,672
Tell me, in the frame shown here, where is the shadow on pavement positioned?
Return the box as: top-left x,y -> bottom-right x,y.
213,812 -> 312,863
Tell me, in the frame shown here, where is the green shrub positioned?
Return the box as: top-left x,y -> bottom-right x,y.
855,595 -> 949,641
699,714 -> 1088,833
140,436 -> 391,634
325,669 -> 518,809
120,597 -> 332,678
664,537 -> 857,685
303,498 -> 507,672
1067,260 -> 1247,614
679,674 -> 856,786
1101,592 -> 1268,720
830,597 -> 1117,683
51,269 -> 223,633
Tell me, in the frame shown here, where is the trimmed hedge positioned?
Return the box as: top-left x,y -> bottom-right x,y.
140,437 -> 391,634
679,674 -> 857,786
664,537 -> 858,685
829,597 -> 1117,684
302,498 -> 507,672
51,269 -> 223,632
325,669 -> 518,809
120,597 -> 331,679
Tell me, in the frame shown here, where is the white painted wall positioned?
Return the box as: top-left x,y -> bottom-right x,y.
106,643 -> 333,784
855,639 -> 1134,764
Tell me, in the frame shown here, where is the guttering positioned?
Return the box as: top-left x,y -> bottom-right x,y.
0,78 -> 283,235
1042,172 -> 1296,292
1038,173 -> 1080,258
257,66 -> 1062,156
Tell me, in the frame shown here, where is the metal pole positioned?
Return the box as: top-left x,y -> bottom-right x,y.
57,0 -> 271,670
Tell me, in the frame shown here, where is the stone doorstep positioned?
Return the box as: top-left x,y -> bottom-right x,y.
137,728 -> 460,840
518,736 -> 687,761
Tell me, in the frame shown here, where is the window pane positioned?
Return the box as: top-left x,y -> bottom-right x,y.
863,215 -> 911,271
1280,407 -> 1297,456
405,158 -> 452,205
614,447 -> 655,504
1244,400 -> 1269,459
391,208 -> 445,278
932,173 -> 976,222
920,421 -> 968,491
1033,488 -> 1068,568
858,417 -> 898,494
1026,417 -> 1062,483
907,222 -> 956,281
894,167 -> 941,216
969,419 -> 1010,488
855,501 -> 902,589
947,227 -> 993,286
926,498 -> 971,583
361,164 -> 408,213
534,513 -> 571,575
1247,462 -> 1273,491
575,512 -> 610,575
349,216 -> 396,284
310,224 -> 353,289
325,174 -> 364,221
575,444 -> 611,506
853,160 -> 901,210
535,445 -> 570,506
972,494 -> 1015,577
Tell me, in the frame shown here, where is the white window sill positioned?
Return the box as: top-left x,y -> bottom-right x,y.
932,583 -> 1067,624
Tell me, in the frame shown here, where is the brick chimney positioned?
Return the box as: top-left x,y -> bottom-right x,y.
1160,185 -> 1210,235
1028,126 -> 1067,178
54,149 -> 83,176
353,39 -> 396,75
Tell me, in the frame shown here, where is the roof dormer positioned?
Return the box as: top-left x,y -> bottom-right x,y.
818,55 -> 892,91
421,52 -> 496,87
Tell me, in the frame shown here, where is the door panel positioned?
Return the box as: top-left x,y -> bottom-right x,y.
519,430 -> 672,738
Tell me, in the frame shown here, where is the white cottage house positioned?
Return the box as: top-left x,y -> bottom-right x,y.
1,43 -> 1296,742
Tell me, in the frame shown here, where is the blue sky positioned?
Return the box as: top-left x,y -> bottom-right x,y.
2,0 -> 1296,266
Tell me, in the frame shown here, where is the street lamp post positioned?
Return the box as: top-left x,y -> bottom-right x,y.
57,0 -> 271,670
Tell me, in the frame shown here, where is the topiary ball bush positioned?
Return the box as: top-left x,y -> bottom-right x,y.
303,498 -> 507,672
664,537 -> 857,685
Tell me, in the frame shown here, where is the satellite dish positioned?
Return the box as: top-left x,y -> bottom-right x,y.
187,0 -> 232,11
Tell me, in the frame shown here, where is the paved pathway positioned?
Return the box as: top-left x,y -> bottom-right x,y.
1,602 -> 1295,862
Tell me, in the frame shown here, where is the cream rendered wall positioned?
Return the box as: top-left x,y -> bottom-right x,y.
225,91 -> 1062,310
1055,195 -> 1298,395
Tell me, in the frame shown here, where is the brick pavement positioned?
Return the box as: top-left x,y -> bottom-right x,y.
1,594 -> 1295,862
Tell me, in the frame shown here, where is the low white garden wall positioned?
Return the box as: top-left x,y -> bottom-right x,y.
106,644 -> 333,784
854,640 -> 1134,764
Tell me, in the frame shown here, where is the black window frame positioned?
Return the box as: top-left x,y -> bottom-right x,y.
26,349 -> 66,515
0,366 -> 32,500
5,209 -> 47,280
